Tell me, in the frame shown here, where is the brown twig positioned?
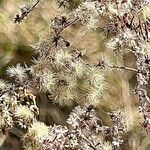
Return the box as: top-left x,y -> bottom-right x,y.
14,0 -> 41,23
108,65 -> 138,72
56,17 -> 79,36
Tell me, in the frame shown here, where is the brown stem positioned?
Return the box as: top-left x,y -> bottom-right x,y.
108,65 -> 138,72
15,0 -> 41,23
56,17 -> 79,35
23,0 -> 41,17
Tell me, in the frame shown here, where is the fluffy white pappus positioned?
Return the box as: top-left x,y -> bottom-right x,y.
106,32 -> 134,54
52,73 -> 78,106
57,73 -> 77,90
55,49 -> 72,66
31,38 -> 52,55
14,105 -> 34,128
42,72 -> 56,92
71,59 -> 85,77
15,105 -> 34,120
28,121 -> 49,138
86,87 -> 105,106
106,37 -> 120,51
102,141 -> 112,150
67,76 -> 77,90
140,41 -> 150,57
0,79 -> 8,90
81,17 -> 99,34
140,4 -> 150,20
107,3 -> 118,15
122,29 -> 137,42
6,63 -> 27,82
54,89 -> 76,106
87,67 -> 105,88
30,57 -> 51,78
74,0 -> 104,23
22,121 -> 50,150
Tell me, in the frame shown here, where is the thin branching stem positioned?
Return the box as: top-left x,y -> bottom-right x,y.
108,65 -> 138,72
14,0 -> 41,23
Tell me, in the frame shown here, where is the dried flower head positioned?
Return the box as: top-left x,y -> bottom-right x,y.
42,72 -> 56,92
22,121 -> 50,149
15,105 -> 34,120
0,79 -> 7,90
74,1 -> 104,23
87,67 -> 105,88
71,59 -> 85,77
55,49 -> 72,66
140,4 -> 150,20
141,42 -> 150,57
14,105 -> 34,128
6,64 -> 27,82
81,17 -> 99,34
102,142 -> 112,150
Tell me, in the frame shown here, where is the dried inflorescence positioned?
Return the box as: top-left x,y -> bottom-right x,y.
22,105 -> 128,150
57,0 -> 69,8
14,0 -> 42,23
96,0 -> 150,132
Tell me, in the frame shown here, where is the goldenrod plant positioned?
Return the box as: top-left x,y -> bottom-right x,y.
0,0 -> 150,149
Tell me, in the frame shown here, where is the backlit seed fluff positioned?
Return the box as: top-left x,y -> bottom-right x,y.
140,5 -> 150,20
27,121 -> 49,138
141,42 -> 150,57
54,89 -> 76,106
0,79 -> 7,90
88,67 -> 105,88
103,142 -> 112,150
55,49 -> 72,66
15,105 -> 34,120
107,3 -> 118,15
42,72 -> 56,92
71,60 -> 85,77
106,38 -> 119,51
6,63 -> 27,82
75,1 -> 103,23
86,87 -> 104,105
81,17 -> 99,34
